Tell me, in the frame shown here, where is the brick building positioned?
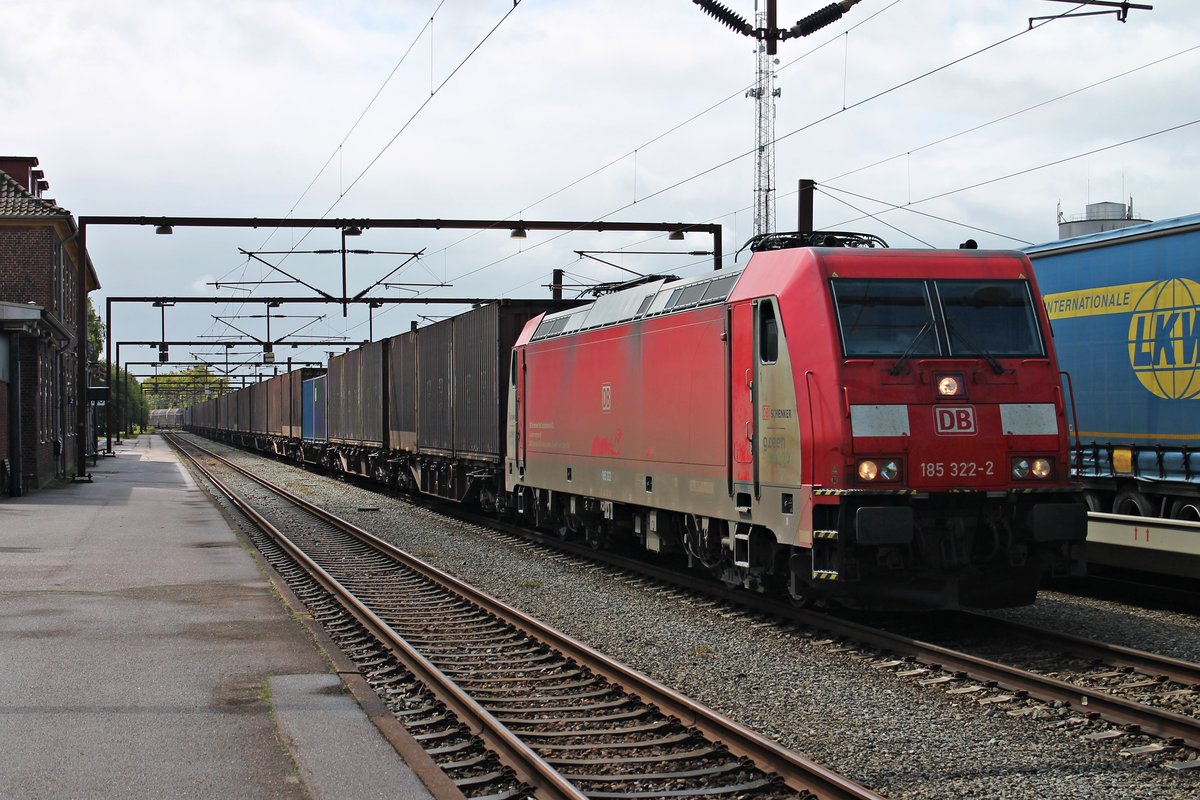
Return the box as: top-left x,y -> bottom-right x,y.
0,156 -> 100,496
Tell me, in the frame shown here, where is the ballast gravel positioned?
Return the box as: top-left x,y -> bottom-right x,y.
192,437 -> 1200,800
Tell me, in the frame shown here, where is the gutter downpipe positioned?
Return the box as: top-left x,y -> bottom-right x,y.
9,332 -> 22,496
74,223 -> 89,481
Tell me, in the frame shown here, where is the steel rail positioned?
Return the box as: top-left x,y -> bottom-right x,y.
432,503 -> 1200,750
168,436 -> 584,800
961,612 -> 1200,689
170,433 -> 885,800
812,611 -> 1200,748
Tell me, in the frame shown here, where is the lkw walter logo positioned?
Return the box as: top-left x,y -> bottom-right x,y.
1128,278 -> 1200,400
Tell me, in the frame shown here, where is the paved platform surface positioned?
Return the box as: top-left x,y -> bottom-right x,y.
0,434 -> 436,800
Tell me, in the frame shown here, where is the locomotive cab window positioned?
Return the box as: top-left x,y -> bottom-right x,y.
759,300 -> 778,363
832,279 -> 938,357
832,277 -> 1045,359
935,280 -> 1044,357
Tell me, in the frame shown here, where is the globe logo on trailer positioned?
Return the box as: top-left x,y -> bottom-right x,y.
1127,278 -> 1200,400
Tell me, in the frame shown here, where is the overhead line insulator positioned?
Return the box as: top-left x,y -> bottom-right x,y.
692,0 -> 753,36
785,0 -> 861,40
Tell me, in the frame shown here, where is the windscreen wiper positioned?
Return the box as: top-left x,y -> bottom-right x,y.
888,321 -> 935,376
946,320 -> 1005,374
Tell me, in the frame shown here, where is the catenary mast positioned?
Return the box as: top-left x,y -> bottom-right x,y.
692,0 -> 862,235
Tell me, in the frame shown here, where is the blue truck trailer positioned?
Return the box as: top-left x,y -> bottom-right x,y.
1026,213 -> 1200,523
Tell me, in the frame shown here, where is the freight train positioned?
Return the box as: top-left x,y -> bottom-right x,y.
1027,213 -> 1200,579
185,232 -> 1087,610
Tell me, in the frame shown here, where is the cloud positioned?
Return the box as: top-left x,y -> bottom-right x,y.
5,0 -> 1197,369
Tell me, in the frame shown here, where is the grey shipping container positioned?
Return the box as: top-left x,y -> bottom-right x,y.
236,386 -> 252,433
327,341 -> 385,445
417,316 -> 454,454
418,300 -> 569,460
387,331 -> 418,451
267,373 -> 286,436
217,393 -> 230,432
250,380 -> 270,435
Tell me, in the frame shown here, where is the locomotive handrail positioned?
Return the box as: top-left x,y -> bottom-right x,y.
805,370 -> 818,489
1059,370 -> 1083,473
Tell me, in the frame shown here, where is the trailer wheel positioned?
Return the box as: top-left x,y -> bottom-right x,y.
1112,489 -> 1152,517
1170,498 -> 1200,522
1083,491 -> 1105,513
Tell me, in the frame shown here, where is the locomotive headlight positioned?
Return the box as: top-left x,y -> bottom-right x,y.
1012,457 -> 1054,480
858,459 -> 900,482
937,375 -> 961,396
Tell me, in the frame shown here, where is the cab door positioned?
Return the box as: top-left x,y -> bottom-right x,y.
730,302 -> 755,504
505,348 -> 527,485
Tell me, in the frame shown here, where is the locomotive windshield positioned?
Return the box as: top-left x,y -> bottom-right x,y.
832,278 -> 1044,358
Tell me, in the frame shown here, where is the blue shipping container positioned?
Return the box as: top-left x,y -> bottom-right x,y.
302,375 -> 327,442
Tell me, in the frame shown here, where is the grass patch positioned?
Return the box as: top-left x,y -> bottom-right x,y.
519,579 -> 544,589
691,643 -> 715,658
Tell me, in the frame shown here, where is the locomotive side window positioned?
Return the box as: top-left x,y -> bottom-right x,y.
934,280 -> 1044,357
832,279 -> 939,357
759,300 -> 778,363
701,274 -> 739,303
532,317 -> 557,340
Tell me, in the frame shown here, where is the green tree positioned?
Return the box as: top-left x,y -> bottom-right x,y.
96,362 -> 147,435
143,365 -> 228,410
86,298 -> 105,360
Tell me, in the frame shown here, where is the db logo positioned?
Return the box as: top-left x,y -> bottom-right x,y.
934,406 -> 976,435
601,383 -> 612,413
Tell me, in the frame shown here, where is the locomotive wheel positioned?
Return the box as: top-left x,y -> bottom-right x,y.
787,551 -> 813,607
787,590 -> 812,608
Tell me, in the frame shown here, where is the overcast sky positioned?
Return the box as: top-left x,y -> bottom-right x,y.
6,0 -> 1198,378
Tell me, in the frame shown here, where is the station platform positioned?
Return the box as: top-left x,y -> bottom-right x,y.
0,434 -> 454,799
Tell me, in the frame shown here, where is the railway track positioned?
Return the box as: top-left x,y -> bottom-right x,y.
504,526 -> 1200,761
166,433 -> 883,800
412,479 -> 1200,763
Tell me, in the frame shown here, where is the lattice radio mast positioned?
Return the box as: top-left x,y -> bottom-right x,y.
748,3 -> 781,237
692,0 -> 862,236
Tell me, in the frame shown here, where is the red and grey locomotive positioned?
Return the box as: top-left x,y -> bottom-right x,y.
505,232 -> 1087,608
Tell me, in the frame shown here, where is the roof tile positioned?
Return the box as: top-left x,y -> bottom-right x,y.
0,170 -> 71,217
